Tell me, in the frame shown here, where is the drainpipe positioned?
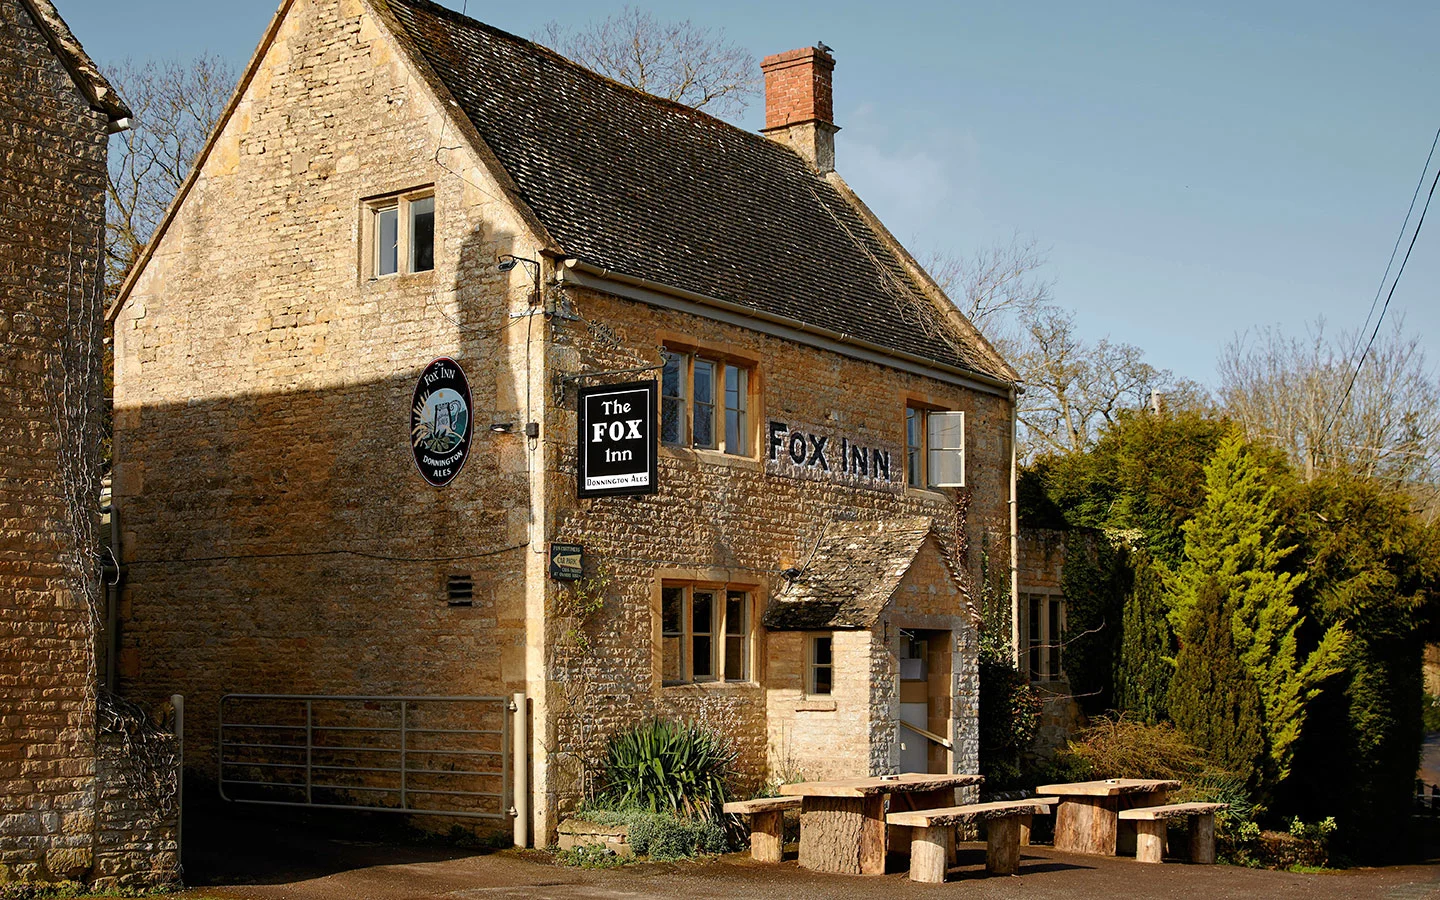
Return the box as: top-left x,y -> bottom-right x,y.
1009,387 -> 1021,669
511,691 -> 528,848
101,477 -> 123,690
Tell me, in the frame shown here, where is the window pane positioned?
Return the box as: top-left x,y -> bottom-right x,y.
376,206 -> 398,276
1049,598 -> 1062,679
692,591 -> 714,635
813,665 -> 832,695
724,366 -> 748,455
927,411 -> 965,488
693,361 -> 716,449
906,409 -> 922,487
1028,595 -> 1042,680
409,196 -> 434,272
813,635 -> 832,666
662,586 -> 685,684
661,352 -> 685,445
693,636 -> 713,678
724,591 -> 747,681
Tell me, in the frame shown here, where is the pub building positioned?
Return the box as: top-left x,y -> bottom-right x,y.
108,0 -> 1020,843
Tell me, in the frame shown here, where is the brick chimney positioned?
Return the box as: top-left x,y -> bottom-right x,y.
761,46 -> 838,173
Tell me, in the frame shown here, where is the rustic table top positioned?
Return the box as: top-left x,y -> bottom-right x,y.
1034,778 -> 1181,797
779,772 -> 984,798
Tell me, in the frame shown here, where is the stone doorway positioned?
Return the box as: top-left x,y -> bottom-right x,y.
897,629 -> 953,774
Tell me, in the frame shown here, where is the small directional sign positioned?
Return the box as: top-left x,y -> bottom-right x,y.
549,543 -> 584,581
576,380 -> 658,498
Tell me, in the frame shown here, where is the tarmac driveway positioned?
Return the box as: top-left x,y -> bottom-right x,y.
184,806 -> 1440,900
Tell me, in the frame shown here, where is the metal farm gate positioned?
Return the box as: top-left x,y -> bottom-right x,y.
219,694 -> 513,821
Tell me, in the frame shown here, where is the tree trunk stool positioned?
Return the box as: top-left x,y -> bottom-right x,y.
886,798 -> 1054,883
1118,802 -> 1227,864
722,796 -> 802,863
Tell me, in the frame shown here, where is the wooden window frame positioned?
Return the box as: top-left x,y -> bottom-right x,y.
807,633 -> 834,696
905,404 -> 965,490
660,582 -> 755,686
660,348 -> 754,456
1021,590 -> 1065,682
364,187 -> 435,279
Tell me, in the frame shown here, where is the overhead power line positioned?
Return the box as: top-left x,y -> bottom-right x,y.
1323,127 -> 1440,440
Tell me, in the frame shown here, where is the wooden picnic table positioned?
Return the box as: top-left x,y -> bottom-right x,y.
1035,778 -> 1182,856
779,772 -> 984,875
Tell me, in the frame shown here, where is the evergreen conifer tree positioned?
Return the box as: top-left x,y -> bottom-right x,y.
1169,433 -> 1347,791
1114,551 -> 1172,724
1168,575 -> 1265,787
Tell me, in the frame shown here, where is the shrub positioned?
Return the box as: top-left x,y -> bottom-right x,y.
1056,716 -> 1208,781
600,718 -> 735,821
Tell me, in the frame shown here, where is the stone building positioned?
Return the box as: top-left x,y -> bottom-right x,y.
109,0 -> 1020,842
2,0 -> 178,885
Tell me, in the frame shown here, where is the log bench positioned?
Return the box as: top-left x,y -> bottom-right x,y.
1118,802 -> 1227,864
886,798 -> 1056,883
722,796 -> 802,862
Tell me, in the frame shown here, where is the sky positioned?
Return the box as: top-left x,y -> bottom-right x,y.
58,0 -> 1440,387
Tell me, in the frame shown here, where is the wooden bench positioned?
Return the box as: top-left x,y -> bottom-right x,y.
1118,802 -> 1227,864
886,798 -> 1056,883
722,796 -> 802,863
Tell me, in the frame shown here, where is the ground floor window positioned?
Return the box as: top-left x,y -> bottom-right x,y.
1022,591 -> 1064,682
661,584 -> 753,685
808,634 -> 833,695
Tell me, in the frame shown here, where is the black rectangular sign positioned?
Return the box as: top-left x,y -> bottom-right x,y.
577,380 -> 658,498
549,543 -> 584,581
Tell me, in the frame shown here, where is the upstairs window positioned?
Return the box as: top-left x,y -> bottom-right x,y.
661,584 -> 753,685
367,189 -> 435,278
905,406 -> 965,489
661,350 -> 751,455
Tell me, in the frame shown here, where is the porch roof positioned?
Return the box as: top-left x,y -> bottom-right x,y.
764,516 -> 964,630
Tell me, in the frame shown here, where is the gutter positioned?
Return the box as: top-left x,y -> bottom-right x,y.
558,259 -> 1017,400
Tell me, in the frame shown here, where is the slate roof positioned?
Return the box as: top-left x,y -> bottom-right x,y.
764,517 -> 965,630
377,0 -> 1008,381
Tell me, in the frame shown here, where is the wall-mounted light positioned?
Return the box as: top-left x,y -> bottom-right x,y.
496,254 -> 542,305
489,422 -> 515,434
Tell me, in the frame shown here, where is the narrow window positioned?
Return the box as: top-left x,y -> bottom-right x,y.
662,586 -> 686,684
692,359 -> 717,450
724,365 -> 748,456
661,351 -> 687,446
810,635 -> 833,695
409,196 -> 435,273
906,407 -> 924,488
724,590 -> 749,681
375,204 -> 399,276
1049,597 -> 1063,679
927,411 -> 966,488
1028,593 -> 1043,681
691,589 -> 716,680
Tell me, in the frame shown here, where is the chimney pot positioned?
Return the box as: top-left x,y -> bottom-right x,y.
761,46 -> 838,173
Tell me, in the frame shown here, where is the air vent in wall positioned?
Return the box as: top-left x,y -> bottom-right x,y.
446,574 -> 474,606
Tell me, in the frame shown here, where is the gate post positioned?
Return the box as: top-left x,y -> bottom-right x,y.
512,692 -> 528,848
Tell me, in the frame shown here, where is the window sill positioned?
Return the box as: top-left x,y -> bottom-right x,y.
796,698 -> 837,712
661,680 -> 759,692
362,269 -> 436,289
660,446 -> 762,471
904,485 -> 955,502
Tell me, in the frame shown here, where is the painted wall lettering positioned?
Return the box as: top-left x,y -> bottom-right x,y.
765,420 -> 900,492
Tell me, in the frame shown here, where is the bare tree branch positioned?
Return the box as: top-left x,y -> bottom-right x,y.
537,8 -> 759,119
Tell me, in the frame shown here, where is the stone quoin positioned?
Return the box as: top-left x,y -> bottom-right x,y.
108,0 -> 1020,844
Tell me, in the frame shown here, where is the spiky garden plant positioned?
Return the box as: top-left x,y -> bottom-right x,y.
601,718 -> 735,821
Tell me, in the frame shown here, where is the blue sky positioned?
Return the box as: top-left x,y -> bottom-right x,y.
60,0 -> 1440,386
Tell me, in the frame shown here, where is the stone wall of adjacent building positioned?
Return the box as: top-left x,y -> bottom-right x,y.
1,0 -> 109,882
1018,527 -> 1085,755
91,697 -> 180,888
111,0 -> 541,822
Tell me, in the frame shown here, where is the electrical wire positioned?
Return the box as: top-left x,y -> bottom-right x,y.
125,542 -> 529,567
1323,147 -> 1440,440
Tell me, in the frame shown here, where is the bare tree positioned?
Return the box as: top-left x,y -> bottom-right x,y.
1218,317 -> 1440,487
104,53 -> 235,300
925,236 -> 1188,457
537,8 -> 758,119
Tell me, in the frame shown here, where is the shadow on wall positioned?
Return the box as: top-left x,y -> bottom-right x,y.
114,225 -> 538,784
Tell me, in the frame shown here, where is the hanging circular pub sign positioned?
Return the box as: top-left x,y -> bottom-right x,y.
410,357 -> 472,487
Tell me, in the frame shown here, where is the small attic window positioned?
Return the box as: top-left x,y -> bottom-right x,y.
446,574 -> 474,606
366,188 -> 435,278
